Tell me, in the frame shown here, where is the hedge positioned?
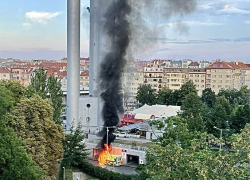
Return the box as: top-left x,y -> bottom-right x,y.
79,161 -> 147,180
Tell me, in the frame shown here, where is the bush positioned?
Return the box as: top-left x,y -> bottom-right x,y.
79,161 -> 140,180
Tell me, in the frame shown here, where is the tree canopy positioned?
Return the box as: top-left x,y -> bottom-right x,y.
0,86 -> 44,180
136,84 -> 156,106
8,95 -> 64,180
62,123 -> 89,168
28,68 -> 64,125
142,117 -> 250,179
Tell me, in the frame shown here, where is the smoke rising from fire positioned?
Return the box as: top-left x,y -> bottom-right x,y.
97,0 -> 131,148
97,0 -> 197,148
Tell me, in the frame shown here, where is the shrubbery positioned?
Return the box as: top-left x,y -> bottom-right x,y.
79,161 -> 147,180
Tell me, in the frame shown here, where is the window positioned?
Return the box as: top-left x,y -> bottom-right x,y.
218,85 -> 222,88
220,64 -> 223,68
201,80 -> 204,83
219,75 -> 222,78
212,80 -> 216,83
195,75 -> 199,77
201,85 -> 204,88
226,75 -> 231,78
212,75 -> 216,78
219,70 -> 222,73
195,79 -> 199,82
212,85 -> 215,88
190,74 -> 193,77
218,80 -> 222,83
201,75 -> 205,77
212,70 -> 216,73
207,70 -> 211,73
213,64 -> 217,67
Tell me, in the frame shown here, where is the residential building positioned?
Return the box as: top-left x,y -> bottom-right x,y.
188,68 -> 206,96
206,61 -> 244,94
237,62 -> 250,88
163,68 -> 188,90
144,66 -> 163,91
80,70 -> 89,87
182,59 -> 192,68
11,67 -> 33,86
122,62 -> 144,103
188,61 -> 199,69
0,67 -> 11,80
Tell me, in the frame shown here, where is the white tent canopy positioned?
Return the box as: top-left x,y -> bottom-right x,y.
131,104 -> 180,120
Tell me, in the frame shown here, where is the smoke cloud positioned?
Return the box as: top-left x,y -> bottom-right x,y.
97,0 -> 197,148
97,0 -> 131,148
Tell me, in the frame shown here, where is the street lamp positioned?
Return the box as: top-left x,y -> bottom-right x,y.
101,126 -> 116,168
213,126 -> 229,150
62,167 -> 65,180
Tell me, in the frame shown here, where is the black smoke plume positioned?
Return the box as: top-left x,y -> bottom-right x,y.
97,0 -> 131,148
97,0 -> 197,148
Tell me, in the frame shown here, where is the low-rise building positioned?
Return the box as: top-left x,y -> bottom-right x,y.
0,67 -> 11,80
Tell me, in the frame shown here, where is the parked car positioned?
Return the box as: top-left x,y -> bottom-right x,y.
114,132 -> 131,138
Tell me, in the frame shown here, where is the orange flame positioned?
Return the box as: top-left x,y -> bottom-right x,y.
98,144 -> 112,166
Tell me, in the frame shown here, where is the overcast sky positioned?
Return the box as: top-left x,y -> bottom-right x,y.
0,0 -> 250,62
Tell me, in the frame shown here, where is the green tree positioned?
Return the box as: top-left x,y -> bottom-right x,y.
201,88 -> 216,108
0,80 -> 25,104
28,68 -> 64,125
29,68 -> 48,98
0,86 -> 44,180
156,88 -> 173,105
237,86 -> 250,105
142,118 -> 250,179
178,80 -> 197,106
207,96 -> 232,137
8,95 -> 64,180
218,88 -> 239,107
47,75 -> 64,125
136,84 -> 156,106
231,105 -> 250,133
62,123 -> 89,168
181,92 -> 206,132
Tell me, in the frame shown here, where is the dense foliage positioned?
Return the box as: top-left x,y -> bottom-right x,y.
28,68 -> 64,125
8,95 -> 64,179
142,117 -> 250,179
62,123 -> 89,168
0,85 -> 44,179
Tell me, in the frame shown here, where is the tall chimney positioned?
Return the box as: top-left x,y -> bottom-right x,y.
66,0 -> 80,131
89,0 -> 100,96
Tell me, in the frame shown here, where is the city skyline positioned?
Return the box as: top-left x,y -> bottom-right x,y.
0,0 -> 250,61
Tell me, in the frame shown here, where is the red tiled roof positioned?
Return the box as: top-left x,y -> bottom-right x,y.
0,67 -> 10,73
237,62 -> 250,69
80,70 -> 89,76
228,62 -> 240,69
207,62 -> 233,69
188,62 -> 199,66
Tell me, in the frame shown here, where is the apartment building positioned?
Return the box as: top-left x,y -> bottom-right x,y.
11,67 -> 33,86
0,67 -> 11,80
80,70 -> 89,87
144,66 -> 163,91
163,68 -> 188,91
237,62 -> 250,88
122,66 -> 144,102
188,68 -> 206,96
206,61 -> 244,94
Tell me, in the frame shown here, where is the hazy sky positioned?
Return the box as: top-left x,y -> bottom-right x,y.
0,0 -> 250,61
